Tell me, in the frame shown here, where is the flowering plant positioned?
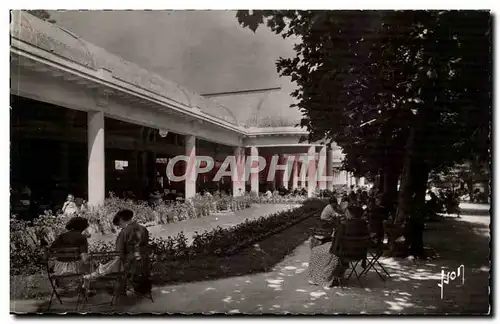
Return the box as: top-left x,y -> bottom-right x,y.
11,198 -> 326,301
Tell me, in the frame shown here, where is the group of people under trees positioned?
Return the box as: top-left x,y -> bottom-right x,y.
307,189 -> 388,288
48,209 -> 152,300
426,189 -> 461,218
45,181 -> 465,298
307,183 -> 466,287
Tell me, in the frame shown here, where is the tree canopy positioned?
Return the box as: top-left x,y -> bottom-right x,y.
236,10 -> 491,179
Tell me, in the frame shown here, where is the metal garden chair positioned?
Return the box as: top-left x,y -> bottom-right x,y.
44,247 -> 87,312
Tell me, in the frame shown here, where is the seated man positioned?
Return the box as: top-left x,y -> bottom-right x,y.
85,209 -> 151,296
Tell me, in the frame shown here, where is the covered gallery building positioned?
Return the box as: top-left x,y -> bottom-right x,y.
10,12 -> 361,207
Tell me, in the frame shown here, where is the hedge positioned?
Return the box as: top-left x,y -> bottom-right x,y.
10,198 -> 326,299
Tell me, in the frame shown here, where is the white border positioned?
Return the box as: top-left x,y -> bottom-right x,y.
4,2 -> 497,324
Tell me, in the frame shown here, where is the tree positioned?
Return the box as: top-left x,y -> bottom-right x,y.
237,10 -> 491,257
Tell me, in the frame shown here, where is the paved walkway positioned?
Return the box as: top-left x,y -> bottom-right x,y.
11,204 -> 490,314
119,211 -> 489,314
89,204 -> 299,244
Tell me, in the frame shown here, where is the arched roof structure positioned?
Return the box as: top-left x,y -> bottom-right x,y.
11,11 -> 238,125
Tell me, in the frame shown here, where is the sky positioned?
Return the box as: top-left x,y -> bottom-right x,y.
49,10 -> 299,96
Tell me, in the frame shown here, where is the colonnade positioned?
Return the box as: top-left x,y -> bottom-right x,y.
87,111 -> 346,206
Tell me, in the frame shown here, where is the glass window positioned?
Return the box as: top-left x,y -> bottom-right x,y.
114,160 -> 129,170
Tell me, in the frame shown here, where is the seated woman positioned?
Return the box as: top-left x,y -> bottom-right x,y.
84,209 -> 151,296
50,216 -> 90,276
312,196 -> 342,246
308,206 -> 368,287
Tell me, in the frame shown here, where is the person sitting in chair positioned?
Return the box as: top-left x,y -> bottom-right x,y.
308,206 -> 368,288
62,194 -> 79,217
314,196 -> 342,243
50,216 -> 90,276
84,209 -> 151,296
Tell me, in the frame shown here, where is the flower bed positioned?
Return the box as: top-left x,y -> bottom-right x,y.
253,194 -> 308,204
10,198 -> 326,299
147,198 -> 326,263
10,193 -> 253,276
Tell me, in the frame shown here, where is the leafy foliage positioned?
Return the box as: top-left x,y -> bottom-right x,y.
236,10 -> 490,178
237,11 -> 490,227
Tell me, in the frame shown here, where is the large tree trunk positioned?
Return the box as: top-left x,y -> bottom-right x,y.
467,178 -> 474,202
394,109 -> 430,258
406,161 -> 429,258
396,125 -> 416,223
382,161 -> 401,216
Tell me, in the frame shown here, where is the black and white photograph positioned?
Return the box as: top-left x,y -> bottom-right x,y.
9,8 -> 492,315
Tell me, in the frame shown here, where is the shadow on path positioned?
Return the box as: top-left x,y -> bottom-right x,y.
18,204 -> 490,314
357,215 -> 491,314
29,212 -> 323,313
148,214 -> 322,286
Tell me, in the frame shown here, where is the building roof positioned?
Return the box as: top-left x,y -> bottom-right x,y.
208,88 -> 303,128
10,11 -> 238,125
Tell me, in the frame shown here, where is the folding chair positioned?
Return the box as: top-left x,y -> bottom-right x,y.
384,222 -> 407,256
82,251 -> 154,309
44,247 -> 87,312
358,239 -> 392,281
356,215 -> 392,281
335,235 -> 371,288
80,251 -> 127,309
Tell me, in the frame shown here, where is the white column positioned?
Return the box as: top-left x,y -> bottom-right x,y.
307,146 -> 317,197
349,173 -> 356,188
87,111 -> 105,207
233,146 -> 245,196
340,170 -> 349,186
300,160 -> 307,189
318,146 -> 327,190
359,177 -> 366,187
292,159 -> 299,190
282,156 -> 290,190
250,146 -> 259,195
326,145 -> 334,191
333,169 -> 341,185
185,135 -> 196,200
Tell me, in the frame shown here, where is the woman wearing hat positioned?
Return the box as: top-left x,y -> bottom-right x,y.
50,216 -> 90,276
